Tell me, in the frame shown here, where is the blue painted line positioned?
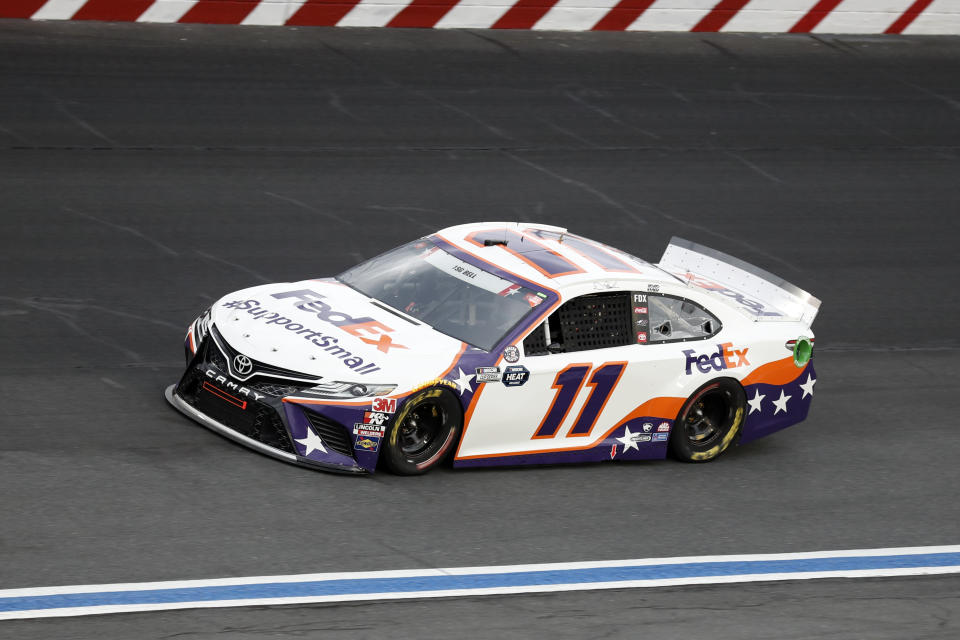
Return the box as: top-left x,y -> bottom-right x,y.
3,552 -> 960,613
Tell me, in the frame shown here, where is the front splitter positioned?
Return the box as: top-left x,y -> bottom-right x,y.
164,384 -> 367,474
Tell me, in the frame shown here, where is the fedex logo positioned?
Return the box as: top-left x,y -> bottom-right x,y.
680,273 -> 782,317
683,343 -> 750,375
272,289 -> 407,353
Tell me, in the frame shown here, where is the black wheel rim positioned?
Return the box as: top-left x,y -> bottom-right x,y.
684,388 -> 730,447
398,401 -> 446,458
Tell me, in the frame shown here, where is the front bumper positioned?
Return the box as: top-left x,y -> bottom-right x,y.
166,337 -> 370,474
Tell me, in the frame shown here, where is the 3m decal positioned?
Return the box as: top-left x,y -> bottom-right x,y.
683,343 -> 750,375
371,397 -> 397,413
532,361 -> 627,439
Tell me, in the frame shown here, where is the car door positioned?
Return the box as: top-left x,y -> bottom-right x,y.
455,289 -> 724,463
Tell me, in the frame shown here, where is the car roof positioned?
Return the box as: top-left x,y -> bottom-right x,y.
431,222 -> 674,292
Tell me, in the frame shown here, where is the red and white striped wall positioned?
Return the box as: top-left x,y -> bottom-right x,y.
3,0 -> 959,33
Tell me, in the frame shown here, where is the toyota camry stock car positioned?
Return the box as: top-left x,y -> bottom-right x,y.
165,222 -> 820,475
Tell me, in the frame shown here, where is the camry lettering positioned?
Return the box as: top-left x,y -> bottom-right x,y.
271,289 -> 407,354
204,369 -> 264,401
683,343 -> 750,375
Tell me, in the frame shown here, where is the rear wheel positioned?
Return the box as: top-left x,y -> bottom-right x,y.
382,387 -> 462,475
670,378 -> 746,462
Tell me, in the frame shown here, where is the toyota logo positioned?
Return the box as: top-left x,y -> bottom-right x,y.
233,354 -> 253,375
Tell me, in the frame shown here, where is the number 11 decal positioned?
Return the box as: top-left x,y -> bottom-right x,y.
533,362 -> 627,439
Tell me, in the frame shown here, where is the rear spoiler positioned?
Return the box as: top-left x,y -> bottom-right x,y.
657,237 -> 820,326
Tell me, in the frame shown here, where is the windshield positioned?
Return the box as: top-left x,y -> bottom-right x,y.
337,239 -> 547,351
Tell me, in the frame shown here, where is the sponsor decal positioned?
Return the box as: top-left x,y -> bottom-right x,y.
363,411 -> 389,426
633,307 -> 648,315
636,332 -> 647,344
353,423 -> 386,438
271,289 -> 408,353
642,422 -> 653,433
221,299 -> 383,376
657,422 -> 670,432
679,272 -> 782,317
503,346 -> 520,363
502,365 -> 529,387
647,284 -> 660,292
203,369 -> 264,402
633,294 -> 647,303
354,436 -> 381,452
636,434 -> 652,443
475,366 -> 501,383
524,293 -> 543,307
652,433 -> 668,442
498,284 -> 521,297
683,343 -> 750,375
371,397 -> 396,414
635,318 -> 648,328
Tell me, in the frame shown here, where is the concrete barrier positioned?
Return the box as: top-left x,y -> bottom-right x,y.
4,0 -> 959,33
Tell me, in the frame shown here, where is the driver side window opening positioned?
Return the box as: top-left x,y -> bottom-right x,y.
523,291 -> 633,356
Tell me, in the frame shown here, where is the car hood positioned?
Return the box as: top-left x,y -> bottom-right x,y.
209,279 -> 467,387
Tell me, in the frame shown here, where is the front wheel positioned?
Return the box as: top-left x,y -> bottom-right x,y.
670,378 -> 746,462
382,387 -> 462,475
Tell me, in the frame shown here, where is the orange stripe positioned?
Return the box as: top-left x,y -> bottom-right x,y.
741,356 -> 806,387
456,394 -> 684,460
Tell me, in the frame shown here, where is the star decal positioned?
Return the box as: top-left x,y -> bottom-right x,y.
772,389 -> 792,415
748,388 -> 765,414
452,367 -> 474,396
799,374 -> 817,399
617,426 -> 640,453
295,427 -> 327,456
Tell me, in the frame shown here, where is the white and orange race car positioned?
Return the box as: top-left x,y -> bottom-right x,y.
166,222 -> 819,474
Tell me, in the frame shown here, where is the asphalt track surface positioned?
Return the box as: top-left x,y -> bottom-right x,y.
1,19 -> 960,638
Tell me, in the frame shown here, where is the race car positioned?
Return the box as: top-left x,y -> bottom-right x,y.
166,222 -> 819,475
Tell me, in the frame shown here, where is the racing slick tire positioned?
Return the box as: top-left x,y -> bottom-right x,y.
670,378 -> 746,463
382,387 -> 463,475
